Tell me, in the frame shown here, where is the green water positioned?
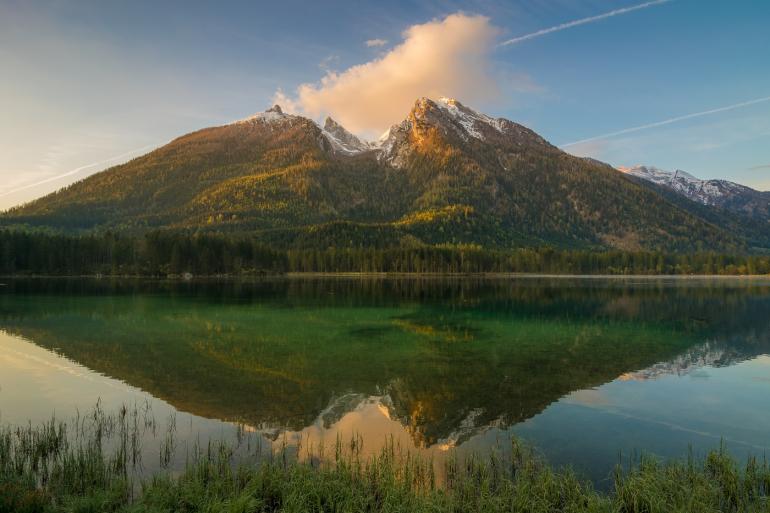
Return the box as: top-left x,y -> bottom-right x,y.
1,277 -> 769,484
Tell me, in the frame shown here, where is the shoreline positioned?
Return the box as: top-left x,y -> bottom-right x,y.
3,271 -> 770,281
286,271 -> 770,279
1,408 -> 768,511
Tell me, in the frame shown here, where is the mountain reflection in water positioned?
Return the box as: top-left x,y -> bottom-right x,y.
1,277 -> 769,483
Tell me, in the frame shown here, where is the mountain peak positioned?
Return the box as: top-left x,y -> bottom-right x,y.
321,116 -> 371,154
619,165 -> 760,207
412,96 -> 460,107
322,116 -> 343,131
373,96 -> 551,167
237,104 -> 294,125
406,96 -> 505,142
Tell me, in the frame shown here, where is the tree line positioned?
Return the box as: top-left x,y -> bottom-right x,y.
2,229 -> 770,276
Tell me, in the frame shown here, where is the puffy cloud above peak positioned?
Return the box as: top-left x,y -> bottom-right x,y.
274,13 -> 503,138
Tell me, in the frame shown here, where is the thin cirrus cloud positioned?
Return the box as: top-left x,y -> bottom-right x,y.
0,144 -> 158,200
561,95 -> 770,148
274,13 -> 502,138
365,39 -> 388,48
498,0 -> 673,47
749,164 -> 770,170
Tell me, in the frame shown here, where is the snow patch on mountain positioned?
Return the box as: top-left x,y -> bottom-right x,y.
373,97 -> 507,167
619,165 -> 751,206
237,98 -> 547,168
320,117 -> 373,155
375,127 -> 396,155
236,105 -> 295,125
433,97 -> 504,141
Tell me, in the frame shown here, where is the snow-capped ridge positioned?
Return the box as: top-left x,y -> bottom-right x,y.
236,104 -> 295,125
374,96 -> 498,161
433,97 -> 506,140
233,98 -> 548,166
320,116 -> 373,154
235,106 -> 373,155
407,97 -> 505,142
619,165 -> 753,206
370,96 -> 550,168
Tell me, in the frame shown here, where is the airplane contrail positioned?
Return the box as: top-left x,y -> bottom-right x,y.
561,95 -> 770,148
498,0 -> 673,47
0,143 -> 158,199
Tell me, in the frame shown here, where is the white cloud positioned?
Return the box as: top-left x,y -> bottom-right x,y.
365,38 -> 388,48
275,13 -> 502,138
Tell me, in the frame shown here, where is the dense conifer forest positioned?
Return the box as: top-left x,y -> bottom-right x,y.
2,230 -> 769,276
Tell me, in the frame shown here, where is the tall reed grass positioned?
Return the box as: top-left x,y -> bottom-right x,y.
0,404 -> 768,512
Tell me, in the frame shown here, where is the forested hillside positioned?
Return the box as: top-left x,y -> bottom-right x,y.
1,98 -> 752,253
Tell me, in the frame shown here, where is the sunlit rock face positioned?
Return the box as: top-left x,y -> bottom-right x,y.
376,97 -> 550,168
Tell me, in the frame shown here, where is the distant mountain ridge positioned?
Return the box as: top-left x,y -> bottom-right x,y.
619,165 -> 770,219
0,98 -> 753,252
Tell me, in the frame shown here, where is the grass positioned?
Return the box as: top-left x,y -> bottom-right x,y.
0,406 -> 769,512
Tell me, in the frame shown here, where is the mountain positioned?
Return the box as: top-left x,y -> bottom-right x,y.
620,165 -> 770,218
1,98 -> 744,252
321,116 -> 373,154
619,165 -> 770,250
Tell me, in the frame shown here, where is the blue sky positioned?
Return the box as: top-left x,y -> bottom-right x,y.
1,0 -> 769,209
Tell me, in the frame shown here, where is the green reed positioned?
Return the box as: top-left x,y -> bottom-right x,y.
0,404 -> 769,512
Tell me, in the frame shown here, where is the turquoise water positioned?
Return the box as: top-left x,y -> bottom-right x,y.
0,277 -> 768,485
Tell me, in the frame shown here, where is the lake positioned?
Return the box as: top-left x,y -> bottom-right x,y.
0,277 -> 769,488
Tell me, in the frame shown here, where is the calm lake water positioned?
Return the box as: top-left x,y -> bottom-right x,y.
0,277 -> 769,487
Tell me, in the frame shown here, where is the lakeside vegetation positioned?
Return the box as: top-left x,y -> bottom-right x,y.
3,230 -> 770,276
1,406 -> 769,512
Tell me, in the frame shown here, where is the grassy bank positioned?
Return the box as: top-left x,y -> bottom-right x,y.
0,409 -> 769,512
